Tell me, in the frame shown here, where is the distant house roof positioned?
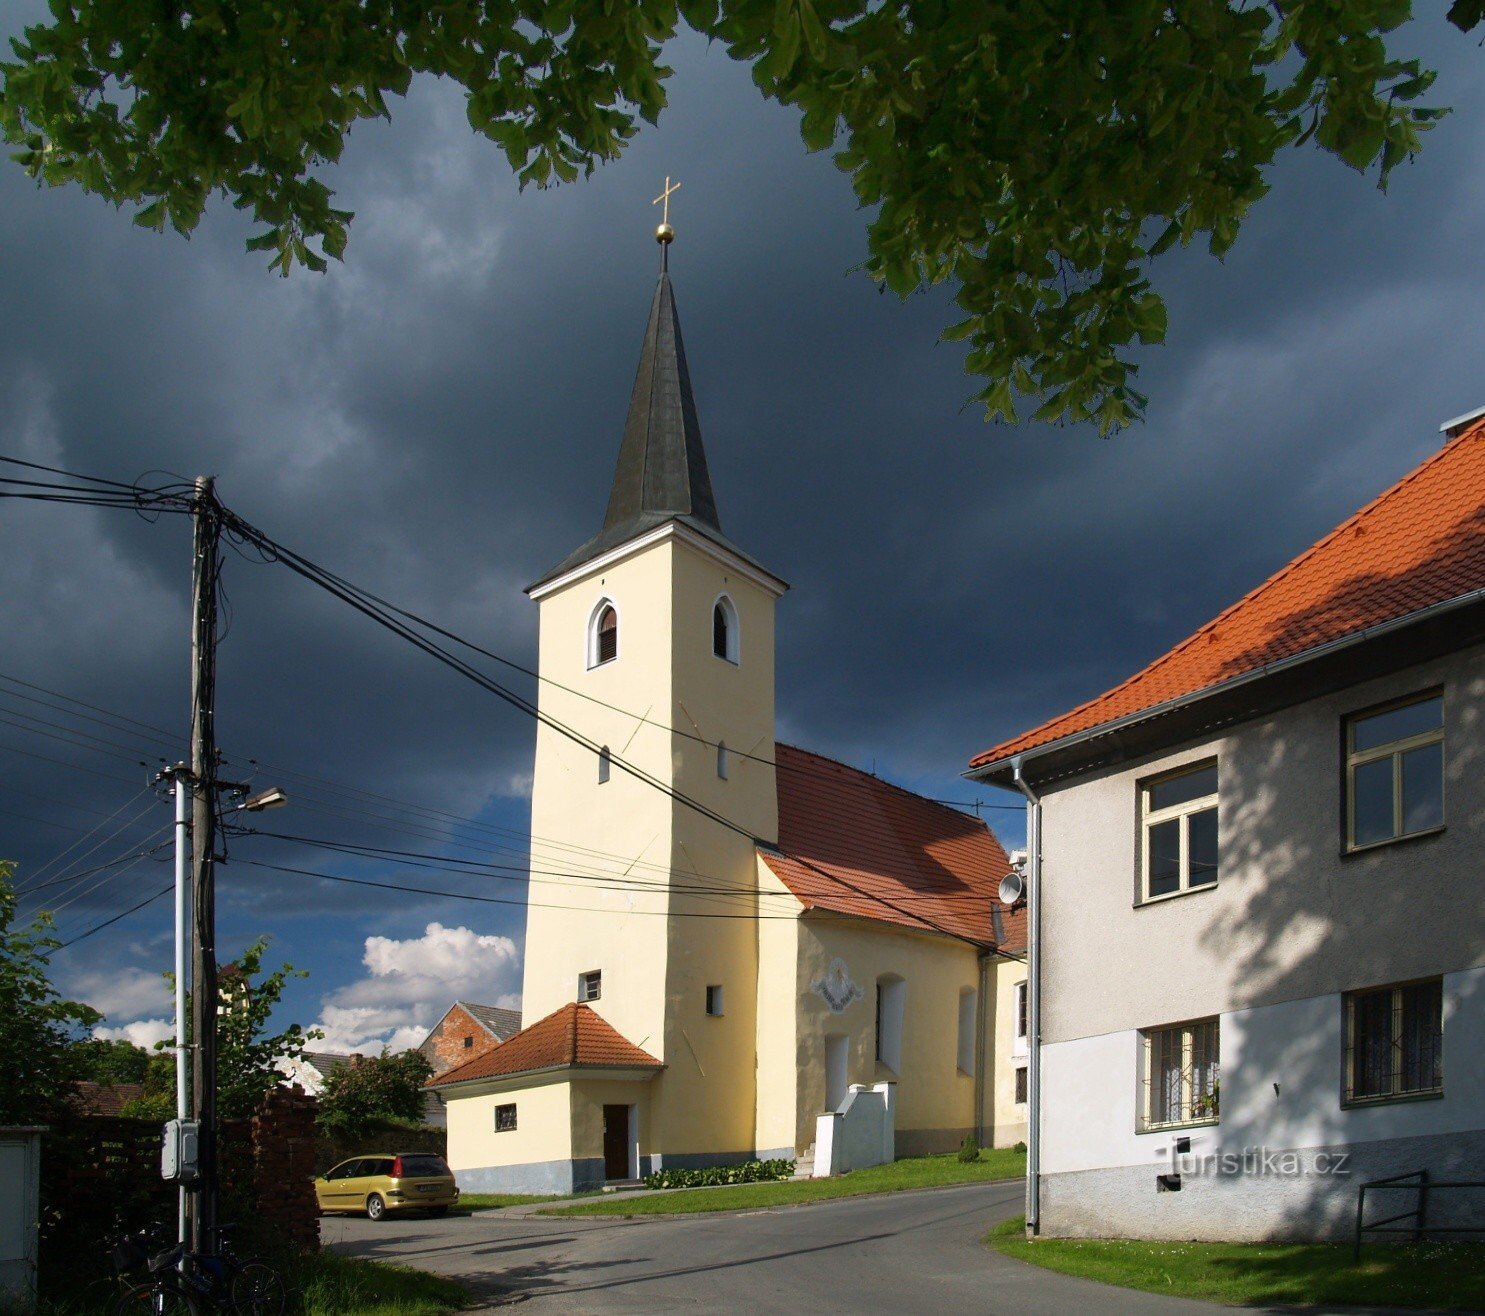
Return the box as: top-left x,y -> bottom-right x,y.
971,417 -> 1485,776
458,1002 -> 522,1042
70,1081 -> 144,1116
299,1052 -> 351,1076
760,744 -> 1022,950
427,1003 -> 663,1088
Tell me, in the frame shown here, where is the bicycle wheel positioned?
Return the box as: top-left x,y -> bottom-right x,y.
112,1278 -> 200,1316
228,1261 -> 286,1316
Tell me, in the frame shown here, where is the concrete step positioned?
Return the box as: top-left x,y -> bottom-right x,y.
602,1179 -> 645,1192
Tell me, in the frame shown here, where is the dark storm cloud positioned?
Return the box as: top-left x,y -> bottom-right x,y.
2,14 -> 1482,1034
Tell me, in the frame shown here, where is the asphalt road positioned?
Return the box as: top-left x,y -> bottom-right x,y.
322,1181 -> 1221,1312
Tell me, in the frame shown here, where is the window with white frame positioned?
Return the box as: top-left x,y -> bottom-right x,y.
588,600 -> 618,668
1013,981 -> 1028,1057
495,1103 -> 517,1132
1014,1066 -> 1027,1105
957,988 -> 977,1076
712,595 -> 739,663
875,976 -> 905,1073
706,984 -> 724,1016
1141,761 -> 1219,900
1344,978 -> 1443,1105
1140,1018 -> 1219,1131
578,970 -> 601,1002
1346,691 -> 1444,851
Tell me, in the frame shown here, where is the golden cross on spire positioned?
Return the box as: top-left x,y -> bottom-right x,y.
653,175 -> 680,246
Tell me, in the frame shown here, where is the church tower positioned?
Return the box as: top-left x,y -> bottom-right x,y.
521,237 -> 788,1168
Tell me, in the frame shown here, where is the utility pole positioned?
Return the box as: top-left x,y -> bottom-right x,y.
188,476 -> 221,1252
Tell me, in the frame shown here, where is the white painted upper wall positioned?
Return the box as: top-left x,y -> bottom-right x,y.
1038,643 -> 1485,1046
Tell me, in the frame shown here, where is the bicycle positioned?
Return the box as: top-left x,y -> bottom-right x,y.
109,1225 -> 286,1316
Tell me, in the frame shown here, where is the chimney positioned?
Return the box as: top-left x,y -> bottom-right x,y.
1439,404 -> 1485,443
349,1053 -> 365,1068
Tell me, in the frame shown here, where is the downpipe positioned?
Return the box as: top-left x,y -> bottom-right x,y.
1012,757 -> 1041,1237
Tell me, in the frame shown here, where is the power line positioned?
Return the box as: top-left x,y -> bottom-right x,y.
54,883 -> 174,951
219,505 -> 990,945
17,789 -> 157,891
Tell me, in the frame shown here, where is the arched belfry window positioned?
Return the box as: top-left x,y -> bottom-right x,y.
598,746 -> 611,784
588,599 -> 618,668
712,594 -> 739,664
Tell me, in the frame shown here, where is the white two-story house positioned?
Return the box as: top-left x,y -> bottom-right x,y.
969,407 -> 1485,1241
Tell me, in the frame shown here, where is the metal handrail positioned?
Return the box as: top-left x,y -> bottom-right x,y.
1354,1170 -> 1485,1260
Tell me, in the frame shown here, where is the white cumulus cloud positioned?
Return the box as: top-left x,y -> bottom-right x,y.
94,1018 -> 174,1049
313,922 -> 521,1054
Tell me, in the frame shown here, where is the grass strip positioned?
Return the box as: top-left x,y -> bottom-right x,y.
454,1192 -> 564,1212
280,1248 -> 474,1315
987,1215 -> 1485,1310
540,1148 -> 1025,1217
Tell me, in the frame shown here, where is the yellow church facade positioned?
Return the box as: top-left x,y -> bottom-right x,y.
431,260 -> 1026,1193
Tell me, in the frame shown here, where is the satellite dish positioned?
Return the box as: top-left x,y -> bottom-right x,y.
998,871 -> 1025,906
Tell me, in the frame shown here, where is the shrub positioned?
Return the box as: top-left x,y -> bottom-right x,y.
1013,1141 -> 1027,1153
956,1135 -> 980,1163
644,1158 -> 795,1190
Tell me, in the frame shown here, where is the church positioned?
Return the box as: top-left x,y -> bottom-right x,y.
429,222 -> 1027,1194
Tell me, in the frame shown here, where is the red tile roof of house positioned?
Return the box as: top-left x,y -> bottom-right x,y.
761,743 -> 1022,949
426,1003 -> 662,1088
971,419 -> 1485,771
70,1081 -> 144,1116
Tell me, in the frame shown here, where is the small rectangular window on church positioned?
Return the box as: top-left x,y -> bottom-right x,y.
579,970 -> 602,1002
495,1103 -> 517,1132
706,985 -> 724,1016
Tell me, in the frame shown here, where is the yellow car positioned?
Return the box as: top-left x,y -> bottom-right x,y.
314,1153 -> 460,1220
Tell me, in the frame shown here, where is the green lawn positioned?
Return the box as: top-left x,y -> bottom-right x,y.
454,1191 -> 564,1212
540,1148 -> 1025,1217
988,1216 -> 1485,1310
284,1250 -> 473,1315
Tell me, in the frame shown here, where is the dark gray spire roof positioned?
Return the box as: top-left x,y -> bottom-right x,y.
603,271 -> 720,533
528,271 -> 782,593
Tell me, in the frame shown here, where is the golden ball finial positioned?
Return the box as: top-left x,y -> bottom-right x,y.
656,221 -> 675,244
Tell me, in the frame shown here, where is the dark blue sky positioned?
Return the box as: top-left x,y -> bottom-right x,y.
1,11 -> 1481,1049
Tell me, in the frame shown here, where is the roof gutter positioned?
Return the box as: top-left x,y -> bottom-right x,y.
967,587 -> 1485,782
1012,758 -> 1041,1237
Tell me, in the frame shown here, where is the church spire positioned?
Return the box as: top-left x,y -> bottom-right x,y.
601,270 -> 721,535
526,190 -> 786,597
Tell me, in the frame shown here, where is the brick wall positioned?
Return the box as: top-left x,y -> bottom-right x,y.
420,1004 -> 500,1077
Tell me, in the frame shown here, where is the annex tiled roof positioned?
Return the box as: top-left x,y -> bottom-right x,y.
459,1002 -> 522,1041
427,1003 -> 662,1088
972,419 -> 1485,771
761,743 -> 1022,949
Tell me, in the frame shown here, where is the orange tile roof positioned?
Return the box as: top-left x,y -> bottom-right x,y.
972,419 -> 1485,771
427,1002 -> 661,1088
762,743 -> 1022,949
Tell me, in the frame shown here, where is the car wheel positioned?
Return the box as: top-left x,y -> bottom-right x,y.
427,1206 -> 449,1218
366,1193 -> 387,1221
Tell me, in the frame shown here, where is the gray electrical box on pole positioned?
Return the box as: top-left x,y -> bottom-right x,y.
160,1120 -> 201,1185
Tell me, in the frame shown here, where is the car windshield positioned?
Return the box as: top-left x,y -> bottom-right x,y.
397,1155 -> 451,1177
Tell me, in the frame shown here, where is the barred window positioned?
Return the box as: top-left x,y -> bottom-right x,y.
1140,1018 -> 1219,1131
1345,979 -> 1443,1105
1346,692 -> 1443,851
495,1104 -> 517,1132
1141,762 -> 1219,900
1014,1066 -> 1028,1105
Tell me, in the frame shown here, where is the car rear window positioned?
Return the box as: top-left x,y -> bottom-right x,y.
397,1155 -> 451,1177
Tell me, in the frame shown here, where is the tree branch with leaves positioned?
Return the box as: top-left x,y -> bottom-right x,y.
0,1 -> 1472,430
